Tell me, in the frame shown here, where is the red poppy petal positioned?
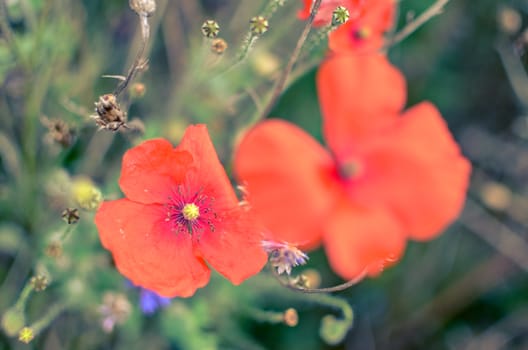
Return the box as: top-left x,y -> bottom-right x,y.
196,210 -> 268,285
352,102 -> 471,240
323,200 -> 406,280
177,124 -> 239,209
317,54 -> 406,155
95,199 -> 211,297
233,119 -> 338,250
119,139 -> 193,204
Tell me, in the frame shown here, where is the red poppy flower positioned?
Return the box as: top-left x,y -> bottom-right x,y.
328,0 -> 397,53
95,125 -> 267,297
233,54 -> 470,280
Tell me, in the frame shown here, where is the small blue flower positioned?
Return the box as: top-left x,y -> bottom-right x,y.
139,289 -> 171,315
126,280 -> 172,315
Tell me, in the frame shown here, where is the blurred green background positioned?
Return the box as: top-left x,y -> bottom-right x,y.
1,0 -> 528,349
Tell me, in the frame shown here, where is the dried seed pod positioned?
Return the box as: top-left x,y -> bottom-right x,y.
41,116 -> 75,148
92,94 -> 127,131
211,38 -> 228,54
129,0 -> 156,17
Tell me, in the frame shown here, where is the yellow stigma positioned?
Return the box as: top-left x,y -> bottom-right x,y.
182,203 -> 200,221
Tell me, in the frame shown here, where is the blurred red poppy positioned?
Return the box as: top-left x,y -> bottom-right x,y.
95,125 -> 267,297
234,54 -> 470,280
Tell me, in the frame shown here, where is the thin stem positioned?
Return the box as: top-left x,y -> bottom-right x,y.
114,14 -> 150,97
256,0 -> 323,122
31,303 -> 67,334
271,264 -> 366,294
383,0 -> 450,49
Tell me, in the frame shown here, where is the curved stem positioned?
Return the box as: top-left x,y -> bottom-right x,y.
271,264 -> 366,293
383,0 -> 450,49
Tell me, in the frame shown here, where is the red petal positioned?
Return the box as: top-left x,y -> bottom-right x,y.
323,199 -> 406,280
351,102 -> 471,240
317,54 -> 406,156
196,209 -> 268,285
95,199 -> 211,297
119,139 -> 192,204
177,125 -> 239,208
233,119 -> 339,250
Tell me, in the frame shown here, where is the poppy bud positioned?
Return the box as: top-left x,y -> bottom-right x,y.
1,308 -> 25,336
320,315 -> 350,345
211,38 -> 228,54
72,177 -> 103,211
283,308 -> 298,327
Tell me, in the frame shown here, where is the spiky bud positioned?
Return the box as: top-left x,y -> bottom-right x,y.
332,6 -> 350,26
250,16 -> 269,35
30,275 -> 49,292
201,20 -> 220,38
62,208 -> 80,224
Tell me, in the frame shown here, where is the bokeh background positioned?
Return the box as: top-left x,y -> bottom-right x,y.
1,0 -> 527,349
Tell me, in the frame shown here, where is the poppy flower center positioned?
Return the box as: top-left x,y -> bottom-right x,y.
339,160 -> 363,179
182,203 -> 200,221
353,26 -> 371,40
166,186 -> 215,235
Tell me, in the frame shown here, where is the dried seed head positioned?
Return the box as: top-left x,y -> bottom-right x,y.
250,16 -> 269,35
129,0 -> 156,17
211,38 -> 228,54
62,208 -> 80,224
99,292 -> 132,333
41,116 -> 75,148
201,20 -> 220,38
45,240 -> 63,258
332,6 -> 350,26
92,94 -> 127,131
30,275 -> 49,292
